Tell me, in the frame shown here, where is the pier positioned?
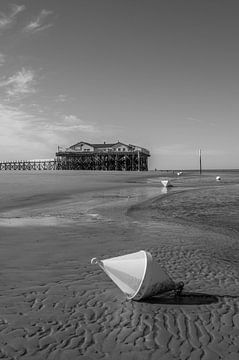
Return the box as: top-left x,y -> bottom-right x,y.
0,160 -> 57,171
0,153 -> 148,171
0,141 -> 150,171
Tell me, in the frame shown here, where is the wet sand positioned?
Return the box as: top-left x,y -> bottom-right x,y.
0,170 -> 239,359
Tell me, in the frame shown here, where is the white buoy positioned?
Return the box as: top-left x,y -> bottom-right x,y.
161,180 -> 173,187
91,250 -> 183,301
216,176 -> 221,181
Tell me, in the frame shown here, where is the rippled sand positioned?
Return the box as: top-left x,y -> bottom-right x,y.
0,170 -> 239,359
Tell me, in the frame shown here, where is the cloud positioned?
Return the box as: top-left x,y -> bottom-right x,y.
55,94 -> 68,103
10,4 -> 26,18
0,3 -> 25,30
47,114 -> 98,133
0,102 -> 100,160
0,103 -> 36,158
0,68 -> 37,98
0,16 -> 11,29
0,103 -> 34,128
0,102 -> 60,160
24,9 -> 53,33
0,53 -> 5,66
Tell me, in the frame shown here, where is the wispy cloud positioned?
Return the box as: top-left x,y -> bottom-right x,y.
0,102 -> 100,160
0,68 -> 37,98
0,3 -> 25,30
0,103 -> 34,127
0,102 -> 52,160
55,94 -> 68,103
47,114 -> 98,133
11,4 -> 25,17
0,53 -> 5,66
0,16 -> 11,29
24,9 -> 53,33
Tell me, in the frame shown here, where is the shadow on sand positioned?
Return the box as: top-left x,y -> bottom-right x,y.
143,292 -> 218,305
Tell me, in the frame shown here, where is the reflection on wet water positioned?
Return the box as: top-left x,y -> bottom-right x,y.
83,186 -> 164,223
0,216 -> 74,227
2,171 -> 239,230
0,186 -> 164,227
161,187 -> 168,194
128,183 -> 239,234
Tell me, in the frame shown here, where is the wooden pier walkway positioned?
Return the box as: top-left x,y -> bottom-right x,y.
0,160 -> 58,171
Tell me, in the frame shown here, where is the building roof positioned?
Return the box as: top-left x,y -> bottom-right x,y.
59,141 -> 150,155
92,143 -> 117,148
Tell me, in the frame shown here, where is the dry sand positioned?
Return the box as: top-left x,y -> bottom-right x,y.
0,170 -> 239,360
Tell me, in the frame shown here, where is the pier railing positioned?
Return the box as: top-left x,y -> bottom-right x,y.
0,160 -> 58,171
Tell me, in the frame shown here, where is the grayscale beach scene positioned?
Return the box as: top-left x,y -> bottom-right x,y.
1,0 -> 239,359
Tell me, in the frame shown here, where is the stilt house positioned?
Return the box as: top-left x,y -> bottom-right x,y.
56,141 -> 150,171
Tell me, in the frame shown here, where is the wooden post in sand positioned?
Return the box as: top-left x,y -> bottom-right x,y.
199,149 -> 202,175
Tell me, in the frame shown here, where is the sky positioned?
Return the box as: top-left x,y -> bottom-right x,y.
1,0 -> 239,170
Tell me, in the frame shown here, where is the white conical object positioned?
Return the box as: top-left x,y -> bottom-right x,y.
161,180 -> 172,187
216,176 -> 221,181
91,250 -> 181,301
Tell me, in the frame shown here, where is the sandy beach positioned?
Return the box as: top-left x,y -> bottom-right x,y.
0,170 -> 239,360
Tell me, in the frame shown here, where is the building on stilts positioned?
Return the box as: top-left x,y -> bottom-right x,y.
55,141 -> 150,171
